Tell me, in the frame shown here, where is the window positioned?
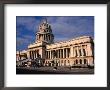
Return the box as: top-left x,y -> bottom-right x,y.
84,59 -> 87,64
80,59 -> 82,64
79,49 -> 82,56
75,50 -> 78,57
76,60 -> 78,64
68,48 -> 70,57
83,49 -> 86,56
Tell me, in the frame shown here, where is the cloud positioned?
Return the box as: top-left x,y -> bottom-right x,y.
16,16 -> 40,33
16,35 -> 35,50
16,16 -> 94,51
46,16 -> 94,41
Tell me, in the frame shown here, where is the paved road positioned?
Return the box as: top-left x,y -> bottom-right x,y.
16,66 -> 94,74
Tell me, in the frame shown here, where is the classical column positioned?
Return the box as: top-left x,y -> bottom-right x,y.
59,49 -> 60,58
47,35 -> 49,41
73,47 -> 76,57
51,50 -> 53,59
48,35 -> 49,41
53,50 -> 55,58
61,49 -> 63,58
57,50 -> 58,58
33,51 -> 34,59
35,51 -> 36,59
82,59 -> 84,64
85,45 -> 88,56
45,34 -> 46,40
64,49 -> 66,58
62,49 -> 63,58
31,51 -> 32,59
87,44 -> 93,56
34,51 -> 36,59
48,51 -> 49,59
43,35 -> 44,41
42,34 -> 43,40
29,51 -> 31,59
77,47 -> 80,57
60,49 -> 62,58
66,48 -> 68,58
33,51 -> 35,59
51,51 -> 52,59
31,51 -> 33,59
35,51 -> 36,58
63,49 -> 64,58
52,50 -> 54,59
46,34 -> 47,41
34,51 -> 35,59
38,35 -> 40,40
36,50 -> 38,58
47,51 -> 48,59
45,34 -> 46,41
45,51 -> 47,59
78,60 -> 80,64
53,50 -> 55,59
43,34 -> 45,40
68,48 -> 70,57
81,46 -> 84,57
41,34 -> 42,40
48,51 -> 50,59
50,50 -> 52,59
56,50 -> 58,58
37,35 -> 39,40
67,48 -> 69,58
70,47 -> 73,57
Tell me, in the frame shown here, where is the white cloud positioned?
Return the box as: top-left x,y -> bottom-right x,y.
16,16 -> 94,50
16,16 -> 40,32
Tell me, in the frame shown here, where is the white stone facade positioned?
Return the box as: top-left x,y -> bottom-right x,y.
17,19 -> 94,67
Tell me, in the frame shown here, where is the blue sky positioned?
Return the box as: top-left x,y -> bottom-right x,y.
16,16 -> 94,51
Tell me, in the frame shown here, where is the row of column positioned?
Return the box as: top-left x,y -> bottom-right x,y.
29,50 -> 38,59
46,48 -> 70,59
74,46 -> 86,57
46,46 -> 87,59
37,34 -> 51,41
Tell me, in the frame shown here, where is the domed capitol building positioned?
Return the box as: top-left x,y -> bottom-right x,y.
16,19 -> 94,68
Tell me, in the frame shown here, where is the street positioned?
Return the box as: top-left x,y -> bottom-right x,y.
16,66 -> 94,74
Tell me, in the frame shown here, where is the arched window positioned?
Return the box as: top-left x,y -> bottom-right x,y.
79,49 -> 82,56
75,50 -> 78,57
68,48 -> 70,57
84,59 -> 87,64
76,59 -> 78,64
80,59 -> 82,64
83,49 -> 86,56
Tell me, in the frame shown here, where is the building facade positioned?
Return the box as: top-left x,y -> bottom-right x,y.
17,19 -> 94,67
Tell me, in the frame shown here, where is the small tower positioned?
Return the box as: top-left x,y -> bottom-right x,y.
35,18 -> 54,44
